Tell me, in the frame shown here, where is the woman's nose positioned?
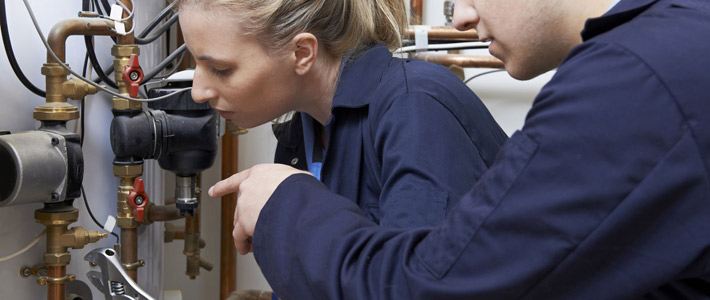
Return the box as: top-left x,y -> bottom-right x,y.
453,1 -> 479,31
191,67 -> 217,104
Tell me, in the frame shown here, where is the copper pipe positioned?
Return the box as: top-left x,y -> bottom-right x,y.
413,53 -> 505,69
117,0 -> 134,44
405,27 -> 480,42
47,266 -> 65,300
410,0 -> 423,25
146,204 -> 183,223
221,120 -> 239,299
47,18 -> 116,63
121,227 -> 138,281
185,175 -> 213,279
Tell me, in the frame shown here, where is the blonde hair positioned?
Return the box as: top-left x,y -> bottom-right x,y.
177,0 -> 407,58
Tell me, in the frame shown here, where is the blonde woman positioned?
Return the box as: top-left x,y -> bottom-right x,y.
178,0 -> 507,228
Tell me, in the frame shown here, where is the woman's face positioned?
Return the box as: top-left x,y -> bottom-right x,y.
179,6 -> 301,128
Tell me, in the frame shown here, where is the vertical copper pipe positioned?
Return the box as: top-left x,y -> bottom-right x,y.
184,175 -> 203,279
117,0 -> 134,44
121,227 -> 138,280
410,0 -> 423,25
220,121 -> 239,299
47,266 -> 65,300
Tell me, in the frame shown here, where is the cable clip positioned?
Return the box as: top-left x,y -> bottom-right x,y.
414,25 -> 431,52
122,54 -> 144,98
127,178 -> 148,223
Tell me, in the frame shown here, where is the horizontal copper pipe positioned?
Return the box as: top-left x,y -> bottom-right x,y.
406,27 -> 480,42
146,204 -> 183,223
47,18 -> 117,63
414,53 -> 504,69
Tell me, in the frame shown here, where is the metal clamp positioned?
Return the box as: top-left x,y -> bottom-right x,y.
85,248 -> 155,300
37,274 -> 76,285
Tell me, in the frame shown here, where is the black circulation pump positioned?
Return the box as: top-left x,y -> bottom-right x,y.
110,84 -> 217,216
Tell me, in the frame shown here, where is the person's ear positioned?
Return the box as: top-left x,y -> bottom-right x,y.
291,33 -> 318,75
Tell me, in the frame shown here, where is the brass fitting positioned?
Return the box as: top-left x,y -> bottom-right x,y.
226,120 -> 248,136
20,265 -> 48,278
62,78 -> 99,100
114,165 -> 142,227
111,44 -> 141,111
35,63 -> 80,121
59,227 -> 107,249
113,164 -> 143,177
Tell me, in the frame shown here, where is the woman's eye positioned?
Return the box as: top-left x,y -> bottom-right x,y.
210,68 -> 231,78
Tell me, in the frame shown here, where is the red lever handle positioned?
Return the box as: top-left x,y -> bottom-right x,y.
127,178 -> 149,222
121,54 -> 144,98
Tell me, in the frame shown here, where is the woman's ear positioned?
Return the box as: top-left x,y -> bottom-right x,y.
291,33 -> 318,75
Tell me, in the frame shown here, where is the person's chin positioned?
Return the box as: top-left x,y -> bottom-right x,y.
218,110 -> 234,119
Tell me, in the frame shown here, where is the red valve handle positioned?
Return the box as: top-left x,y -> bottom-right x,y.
121,54 -> 144,98
127,178 -> 149,222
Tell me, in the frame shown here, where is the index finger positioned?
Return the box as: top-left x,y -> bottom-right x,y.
208,168 -> 252,198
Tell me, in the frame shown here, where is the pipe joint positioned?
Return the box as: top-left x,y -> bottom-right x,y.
61,78 -> 99,100
59,227 -> 107,249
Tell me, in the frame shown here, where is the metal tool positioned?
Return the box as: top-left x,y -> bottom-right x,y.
84,248 -> 155,300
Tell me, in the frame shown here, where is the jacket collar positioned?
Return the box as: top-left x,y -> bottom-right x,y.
331,44 -> 393,109
581,0 -> 659,41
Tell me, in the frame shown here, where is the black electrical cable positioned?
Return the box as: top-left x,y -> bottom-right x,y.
138,1 -> 177,39
141,44 -> 187,84
78,41 -> 119,244
85,36 -> 118,88
464,69 -> 507,84
135,13 -> 179,45
0,0 -> 46,97
82,186 -> 120,244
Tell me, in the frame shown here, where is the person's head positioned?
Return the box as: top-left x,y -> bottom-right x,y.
177,0 -> 407,128
453,0 -> 614,80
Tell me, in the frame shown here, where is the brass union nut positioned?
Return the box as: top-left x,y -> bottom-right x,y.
111,45 -> 140,57
116,216 -> 138,228
113,164 -> 143,177
43,252 -> 71,266
112,97 -> 143,111
35,210 -> 79,225
41,64 -> 69,76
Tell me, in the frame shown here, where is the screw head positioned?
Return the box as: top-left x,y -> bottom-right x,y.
51,137 -> 59,146
129,71 -> 140,81
134,196 -> 144,205
50,193 -> 60,201
20,267 -> 31,277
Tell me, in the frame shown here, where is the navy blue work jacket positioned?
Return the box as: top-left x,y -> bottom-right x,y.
255,0 -> 710,298
272,44 -> 507,228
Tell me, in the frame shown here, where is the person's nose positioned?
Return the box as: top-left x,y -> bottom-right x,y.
453,1 -> 479,31
191,66 -> 217,104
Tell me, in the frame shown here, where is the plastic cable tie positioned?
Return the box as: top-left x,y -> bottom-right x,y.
109,4 -> 123,21
414,25 -> 431,52
104,215 -> 117,233
114,22 -> 126,35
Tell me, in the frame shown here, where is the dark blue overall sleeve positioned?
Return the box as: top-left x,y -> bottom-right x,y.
253,41 -> 710,300
374,92 -> 496,228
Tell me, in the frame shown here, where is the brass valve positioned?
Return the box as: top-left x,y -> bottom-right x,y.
61,78 -> 99,100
